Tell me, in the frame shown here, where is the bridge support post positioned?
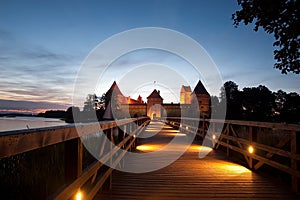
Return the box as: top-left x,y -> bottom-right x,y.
118,126 -> 125,168
248,126 -> 253,169
64,138 -> 82,184
248,126 -> 257,169
103,127 -> 114,191
291,131 -> 299,192
212,122 -> 216,149
202,119 -> 205,138
130,123 -> 137,150
226,124 -> 229,157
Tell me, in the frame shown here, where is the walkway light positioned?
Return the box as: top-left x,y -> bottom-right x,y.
248,145 -> 254,154
75,190 -> 82,200
186,126 -> 189,130
212,134 -> 216,140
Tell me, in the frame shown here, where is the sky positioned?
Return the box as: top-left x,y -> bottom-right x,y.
0,0 -> 299,113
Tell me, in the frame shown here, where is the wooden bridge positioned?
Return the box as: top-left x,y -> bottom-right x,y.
95,120 -> 299,199
0,117 -> 300,199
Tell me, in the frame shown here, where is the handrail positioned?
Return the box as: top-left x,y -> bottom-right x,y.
0,117 -> 150,199
165,117 -> 300,131
54,119 -> 149,200
0,117 -> 148,159
164,117 -> 300,192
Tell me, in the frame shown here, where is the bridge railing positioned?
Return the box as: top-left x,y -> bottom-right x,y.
0,117 -> 150,200
164,117 -> 300,192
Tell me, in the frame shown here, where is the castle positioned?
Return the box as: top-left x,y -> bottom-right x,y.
103,80 -> 210,119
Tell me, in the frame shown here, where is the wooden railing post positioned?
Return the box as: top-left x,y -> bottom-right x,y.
130,122 -> 136,149
291,131 -> 299,192
226,123 -> 229,157
202,119 -> 205,138
212,121 -> 216,148
248,126 -> 253,169
64,138 -> 82,184
248,126 -> 257,169
103,128 -> 114,191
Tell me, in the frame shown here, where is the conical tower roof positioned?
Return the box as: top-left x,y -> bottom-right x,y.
106,81 -> 124,97
147,89 -> 163,100
192,80 -> 209,95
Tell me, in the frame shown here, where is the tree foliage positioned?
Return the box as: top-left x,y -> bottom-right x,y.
277,91 -> 300,123
82,93 -> 105,110
83,94 -> 100,111
65,106 -> 80,123
220,81 -> 243,120
242,85 -> 275,121
232,0 -> 300,74
218,81 -> 300,123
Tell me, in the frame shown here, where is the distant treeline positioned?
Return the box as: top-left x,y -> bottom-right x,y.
37,110 -> 66,119
0,113 -> 35,117
212,81 -> 300,124
47,81 -> 299,124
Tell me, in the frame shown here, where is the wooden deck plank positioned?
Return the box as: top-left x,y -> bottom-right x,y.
94,121 -> 299,199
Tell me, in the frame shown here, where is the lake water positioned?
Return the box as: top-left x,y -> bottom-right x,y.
0,116 -> 68,132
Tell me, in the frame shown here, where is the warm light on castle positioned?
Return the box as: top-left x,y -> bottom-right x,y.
103,80 -> 210,120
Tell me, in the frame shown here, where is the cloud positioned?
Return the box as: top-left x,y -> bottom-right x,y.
0,30 -> 80,106
0,99 -> 69,114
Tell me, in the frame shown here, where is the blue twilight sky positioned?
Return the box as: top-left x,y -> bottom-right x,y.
0,0 -> 299,113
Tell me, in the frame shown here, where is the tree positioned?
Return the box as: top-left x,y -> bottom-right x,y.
83,94 -> 101,111
274,90 -> 287,120
280,92 -> 300,123
210,95 -> 221,118
220,81 -> 243,119
232,0 -> 300,74
82,93 -> 106,121
65,106 -> 80,123
241,85 -> 275,121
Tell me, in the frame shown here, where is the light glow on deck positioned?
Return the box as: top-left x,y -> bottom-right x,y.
146,129 -> 161,132
136,144 -> 162,152
210,162 -> 252,175
164,130 -> 186,137
223,164 -> 251,174
165,132 -> 186,137
188,145 -> 213,153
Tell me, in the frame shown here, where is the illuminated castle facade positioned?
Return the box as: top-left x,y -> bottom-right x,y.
103,80 -> 210,120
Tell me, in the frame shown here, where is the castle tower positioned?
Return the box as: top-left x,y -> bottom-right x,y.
103,81 -> 127,119
180,85 -> 192,104
137,95 -> 144,104
191,80 -> 210,117
147,89 -> 163,119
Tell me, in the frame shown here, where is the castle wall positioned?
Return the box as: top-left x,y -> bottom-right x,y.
128,104 -> 147,118
162,104 -> 181,118
107,81 -> 211,120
